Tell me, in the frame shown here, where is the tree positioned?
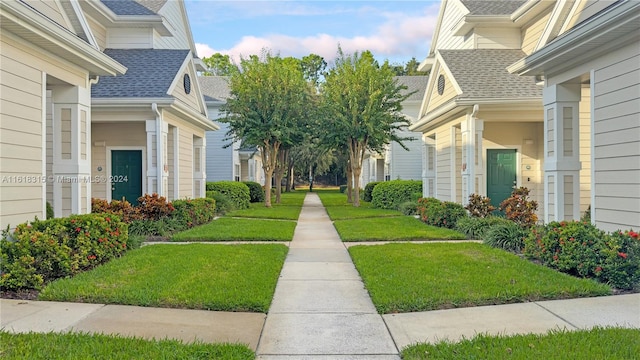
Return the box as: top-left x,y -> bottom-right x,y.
202,53 -> 239,76
389,57 -> 429,76
322,49 -> 412,206
221,51 -> 308,207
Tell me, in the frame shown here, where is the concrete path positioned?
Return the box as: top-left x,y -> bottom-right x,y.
256,192 -> 399,359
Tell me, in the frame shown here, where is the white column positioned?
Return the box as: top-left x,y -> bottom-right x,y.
193,136 -> 206,198
475,120 -> 485,196
461,114 -> 475,205
422,135 -> 436,198
543,83 -> 581,222
51,84 -> 92,217
146,119 -> 168,196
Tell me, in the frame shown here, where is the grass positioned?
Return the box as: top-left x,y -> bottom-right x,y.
227,202 -> 302,220
349,242 -> 612,314
171,218 -> 296,241
0,331 -> 254,360
401,327 -> 640,360
39,244 -> 288,312
325,206 -> 403,220
335,216 -> 466,241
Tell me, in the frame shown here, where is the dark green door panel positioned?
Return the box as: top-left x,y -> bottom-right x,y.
487,149 -> 517,210
111,150 -> 143,203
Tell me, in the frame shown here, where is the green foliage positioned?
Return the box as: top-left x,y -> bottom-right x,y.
206,181 -> 250,209
45,202 -> 54,219
465,193 -> 496,218
398,200 -> 419,216
172,218 -> 296,242
417,197 -> 468,229
362,181 -> 380,202
334,216 -> 466,242
201,53 -> 239,76
525,222 -> 640,290
242,181 -> 265,203
206,191 -> 235,215
454,216 -> 512,240
339,185 -> 347,193
581,205 -> 591,223
0,214 -> 128,291
92,198 -> 142,223
370,180 -> 422,209
483,221 -> 530,253
172,198 -> 217,228
500,187 -> 538,227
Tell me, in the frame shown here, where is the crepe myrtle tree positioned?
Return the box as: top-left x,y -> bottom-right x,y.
220,51 -> 308,207
322,49 -> 412,206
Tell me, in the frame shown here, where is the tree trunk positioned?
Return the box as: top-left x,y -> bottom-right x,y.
346,160 -> 353,203
352,165 -> 361,207
261,141 -> 280,208
274,149 -> 287,203
285,161 -> 294,192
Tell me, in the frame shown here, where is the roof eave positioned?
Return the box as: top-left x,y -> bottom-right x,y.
452,15 -> 514,36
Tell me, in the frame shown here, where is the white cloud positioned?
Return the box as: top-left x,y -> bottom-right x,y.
194,6 -> 438,64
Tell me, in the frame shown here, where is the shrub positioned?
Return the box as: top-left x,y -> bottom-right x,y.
371,180 -> 422,209
172,198 -> 216,228
136,193 -> 174,220
206,181 -> 250,210
524,222 -> 640,290
46,202 -> 54,219
362,182 -> 380,202
483,221 -> 530,253
206,191 -> 235,215
91,198 -> 141,223
499,187 -> 538,227
465,194 -> 496,218
339,185 -> 347,193
243,181 -> 265,203
417,197 -> 467,229
0,214 -> 128,291
455,216 -> 512,240
398,201 -> 419,216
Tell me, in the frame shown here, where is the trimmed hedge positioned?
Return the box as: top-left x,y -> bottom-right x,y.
417,197 -> 467,229
371,180 -> 422,210
243,181 -> 265,203
172,198 -> 216,228
362,182 -> 380,202
0,214 -> 129,291
206,181 -> 250,210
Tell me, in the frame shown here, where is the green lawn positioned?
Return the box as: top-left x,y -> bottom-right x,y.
227,202 -> 302,220
401,327 -> 640,360
335,216 -> 466,241
325,206 -> 403,220
0,332 -> 254,360
172,218 -> 296,241
39,244 -> 288,312
349,243 -> 611,314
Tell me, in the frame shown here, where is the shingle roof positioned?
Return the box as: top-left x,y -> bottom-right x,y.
439,49 -> 541,99
460,0 -> 527,15
395,76 -> 429,101
93,49 -> 189,98
198,76 -> 231,102
101,0 -> 167,15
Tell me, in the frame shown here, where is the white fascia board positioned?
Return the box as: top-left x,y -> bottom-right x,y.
1,0 -> 126,76
418,57 -> 434,72
452,15 -> 514,36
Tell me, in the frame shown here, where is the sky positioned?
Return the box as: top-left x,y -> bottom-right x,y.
184,1 -> 442,66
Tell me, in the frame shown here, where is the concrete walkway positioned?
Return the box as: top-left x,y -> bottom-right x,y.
255,192 -> 399,359
1,192 -> 639,357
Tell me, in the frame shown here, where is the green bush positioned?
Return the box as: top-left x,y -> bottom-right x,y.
417,197 -> 467,229
362,182 -> 380,202
206,181 -> 250,210
206,191 -> 235,215
0,214 -> 128,291
172,198 -> 216,228
483,221 -> 530,253
398,201 -> 419,216
339,185 -> 347,193
371,180 -> 422,209
524,222 -> 640,290
46,202 -> 54,219
455,216 -> 512,239
243,181 -> 265,203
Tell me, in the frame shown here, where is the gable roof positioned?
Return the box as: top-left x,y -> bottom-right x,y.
100,0 -> 167,16
395,76 -> 429,101
93,49 -> 189,98
438,49 -> 541,99
198,76 -> 231,102
459,0 -> 527,15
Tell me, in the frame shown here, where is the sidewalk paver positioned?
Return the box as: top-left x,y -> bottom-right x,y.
1,299 -> 104,333
256,192 -> 399,359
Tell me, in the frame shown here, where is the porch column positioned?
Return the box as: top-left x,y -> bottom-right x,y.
145,119 -> 168,196
461,114 -> 475,205
51,85 -> 92,217
193,136 -> 206,198
475,120 -> 485,196
543,83 -> 581,222
422,135 -> 436,198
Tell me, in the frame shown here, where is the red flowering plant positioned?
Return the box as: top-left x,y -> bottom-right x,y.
598,229 -> 640,290
499,187 -> 538,227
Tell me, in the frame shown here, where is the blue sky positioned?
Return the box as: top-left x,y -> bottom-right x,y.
184,1 -> 442,65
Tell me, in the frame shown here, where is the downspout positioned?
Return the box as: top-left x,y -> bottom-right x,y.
152,103 -> 162,196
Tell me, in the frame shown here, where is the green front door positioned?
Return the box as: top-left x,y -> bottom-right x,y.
111,150 -> 142,203
487,149 -> 517,210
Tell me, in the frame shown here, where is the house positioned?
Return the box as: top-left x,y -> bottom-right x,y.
0,0 -> 214,230
199,76 -> 264,184
411,0 -> 579,214
509,1 -> 640,232
0,0 -> 126,229
360,75 -> 429,186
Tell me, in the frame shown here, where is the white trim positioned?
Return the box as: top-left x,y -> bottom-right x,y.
172,126 -> 180,199
589,69 -> 596,226
450,125 -> 457,202
106,146 -> 146,202
41,72 -> 47,218
69,0 -> 99,50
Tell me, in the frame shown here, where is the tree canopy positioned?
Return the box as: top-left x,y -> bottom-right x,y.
202,53 -> 239,76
